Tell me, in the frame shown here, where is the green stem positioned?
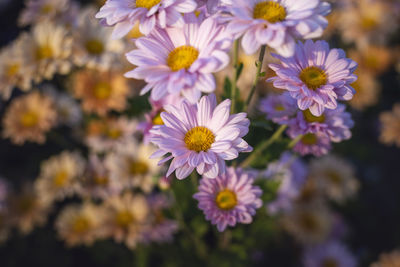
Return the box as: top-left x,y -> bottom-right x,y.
244,45 -> 266,111
288,134 -> 303,149
240,124 -> 287,168
231,40 -> 240,114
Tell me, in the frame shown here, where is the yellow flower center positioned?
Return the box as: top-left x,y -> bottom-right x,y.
152,111 -> 164,125
322,258 -> 338,267
6,63 -> 20,77
301,133 -> 318,145
40,4 -> 53,14
253,1 -> 286,23
215,189 -> 237,210
94,176 -> 109,186
126,22 -> 143,39
85,39 -> 105,55
35,45 -> 53,60
54,170 -> 69,187
303,109 -> 325,123
20,111 -> 39,128
115,210 -> 134,227
73,216 -> 91,233
326,170 -> 342,185
135,0 -> 161,9
299,66 -> 327,90
274,104 -> 285,111
364,54 -> 379,69
16,195 -> 36,213
300,212 -> 319,231
184,126 -> 215,152
360,16 -> 378,30
106,128 -> 122,139
129,160 -> 149,175
167,45 -> 199,72
93,82 -> 112,100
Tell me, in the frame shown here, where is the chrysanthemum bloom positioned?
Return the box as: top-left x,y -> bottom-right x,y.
2,92 -> 57,145
85,117 -> 137,153
349,45 -> 392,76
0,34 -> 33,100
193,167 -> 262,231
308,155 -> 359,203
337,0 -> 398,47
18,0 -> 69,26
303,240 -> 357,267
35,151 -> 85,204
24,21 -> 73,83
102,192 -> 148,249
296,176 -> 325,206
371,249 -> 400,267
138,94 -> 183,144
282,203 -> 332,244
196,0 -> 222,14
9,183 -> 52,234
288,130 -> 332,156
349,68 -> 381,111
288,104 -> 354,143
55,202 -> 105,247
259,92 -> 297,124
141,194 -> 178,244
262,152 -> 307,214
125,17 -> 232,103
43,84 -> 82,127
71,69 -> 131,116
78,154 -> 122,200
106,141 -> 160,192
268,40 -> 357,116
380,103 -> 400,148
224,0 -> 331,56
150,94 -> 252,179
72,6 -> 125,71
96,0 -> 197,38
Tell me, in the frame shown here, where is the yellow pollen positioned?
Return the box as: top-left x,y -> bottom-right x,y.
152,111 -> 164,125
167,45 -> 199,72
300,212 -> 319,231
53,170 -> 69,187
326,170 -> 342,184
129,160 -> 149,175
184,126 -> 215,152
6,63 -> 20,77
106,128 -> 122,139
135,0 -> 161,9
20,111 -> 39,128
303,109 -> 325,123
275,104 -> 285,111
93,82 -> 112,100
115,210 -> 134,227
85,39 -> 105,55
40,4 -> 53,14
35,45 -> 53,60
253,1 -> 286,23
215,189 -> 237,210
301,133 -> 318,145
299,66 -> 327,90
322,258 -> 338,267
94,176 -> 109,186
73,216 -> 91,233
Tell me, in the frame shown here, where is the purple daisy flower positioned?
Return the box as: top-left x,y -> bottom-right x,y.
259,92 -> 297,125
125,17 -> 232,103
193,167 -> 262,232
303,240 -> 357,267
262,152 -> 307,214
95,0 -> 197,39
288,130 -> 331,156
288,103 -> 354,143
150,94 -> 252,179
224,0 -> 331,56
268,40 -> 358,116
